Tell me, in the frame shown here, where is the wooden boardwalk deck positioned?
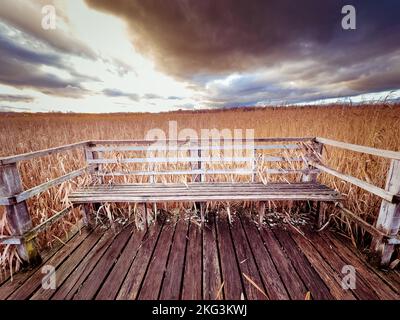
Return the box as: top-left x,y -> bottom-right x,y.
1,214 -> 399,300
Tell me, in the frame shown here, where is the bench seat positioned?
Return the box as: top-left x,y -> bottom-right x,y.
68,182 -> 341,203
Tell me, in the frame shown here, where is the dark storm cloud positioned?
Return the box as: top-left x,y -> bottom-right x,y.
0,32 -> 92,98
86,0 -> 400,105
0,94 -> 35,103
102,88 -> 140,101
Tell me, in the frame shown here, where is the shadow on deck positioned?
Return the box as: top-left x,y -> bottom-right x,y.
1,214 -> 399,300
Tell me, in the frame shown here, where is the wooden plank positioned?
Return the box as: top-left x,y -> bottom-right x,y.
51,228 -> 115,300
332,233 -> 400,293
239,217 -> 289,299
316,137 -> 400,160
0,163 -> 41,265
325,232 -> 399,299
202,214 -> 223,300
270,228 -> 333,300
159,219 -> 189,299
289,230 -> 356,300
7,227 -> 93,300
310,161 -> 396,202
372,159 -> 400,265
0,141 -> 89,165
23,206 -> 73,242
87,156 -> 303,164
69,193 -> 340,203
15,167 -> 91,202
89,144 -> 301,152
116,218 -> 165,300
72,225 -> 133,300
229,218 -> 268,299
303,231 -> 379,299
258,225 -> 308,300
95,227 -> 147,300
30,226 -> 104,300
90,137 -> 313,146
0,224 -> 85,299
337,204 -> 387,238
96,168 -> 316,177
216,215 -> 244,299
182,220 -> 202,300
137,220 -> 177,300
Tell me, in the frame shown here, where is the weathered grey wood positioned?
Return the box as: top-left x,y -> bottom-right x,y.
0,163 -> 41,266
0,141 -> 89,165
95,168 -> 318,177
259,201 -> 266,225
81,204 -> 96,229
90,137 -> 313,146
371,159 -> 400,266
302,141 -> 323,183
69,183 -> 341,203
88,156 -> 303,164
310,161 -> 397,202
316,137 -> 400,160
23,206 -> 73,242
88,144 -> 301,152
0,235 -> 22,245
15,167 -> 91,203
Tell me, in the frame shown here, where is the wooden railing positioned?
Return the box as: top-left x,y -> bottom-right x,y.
0,137 -> 399,267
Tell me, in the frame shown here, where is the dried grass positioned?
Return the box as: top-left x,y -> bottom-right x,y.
0,103 -> 399,277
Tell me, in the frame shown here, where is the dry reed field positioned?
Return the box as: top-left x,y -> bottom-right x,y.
1,103 -> 400,276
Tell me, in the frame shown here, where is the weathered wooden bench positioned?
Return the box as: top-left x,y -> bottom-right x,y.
0,137 -> 399,268
68,137 -> 340,226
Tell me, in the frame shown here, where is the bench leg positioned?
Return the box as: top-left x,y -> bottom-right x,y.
81,203 -> 96,230
259,201 -> 266,226
315,202 -> 326,229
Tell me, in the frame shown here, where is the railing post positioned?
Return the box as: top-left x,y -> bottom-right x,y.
371,159 -> 400,266
302,140 -> 323,183
83,143 -> 101,228
0,162 -> 41,266
301,140 -> 324,228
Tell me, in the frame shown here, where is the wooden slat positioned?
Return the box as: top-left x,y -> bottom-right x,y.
258,225 -> 308,300
0,141 -> 89,165
116,218 -> 165,300
30,226 -> 104,300
95,227 -> 147,299
202,214 -> 223,300
137,220 -> 176,299
7,227 -> 93,300
24,206 -> 73,241
90,137 -> 313,146
323,232 -> 399,299
270,227 -> 333,299
289,229 -> 356,300
87,156 -> 303,164
51,227 -> 115,300
16,167 -> 91,203
159,219 -> 189,299
88,144 -> 301,152
216,215 -> 244,299
240,217 -> 290,299
310,161 -> 396,202
95,168 -> 316,177
73,225 -> 133,300
303,231 -> 379,299
182,220 -> 202,300
316,137 -> 400,160
229,218 -> 268,299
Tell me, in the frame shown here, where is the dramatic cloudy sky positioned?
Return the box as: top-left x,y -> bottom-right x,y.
0,0 -> 399,113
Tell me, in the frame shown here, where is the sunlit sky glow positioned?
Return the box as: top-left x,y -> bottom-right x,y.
0,0 -> 399,113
